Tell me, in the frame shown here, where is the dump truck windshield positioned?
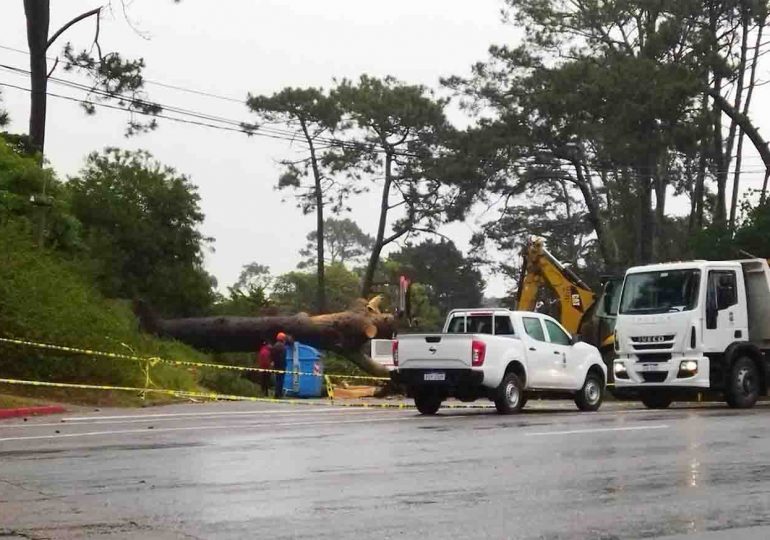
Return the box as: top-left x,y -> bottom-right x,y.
620,269 -> 701,315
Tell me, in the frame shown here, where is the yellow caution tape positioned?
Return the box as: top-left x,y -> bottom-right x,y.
0,336 -> 390,382
324,375 -> 335,402
0,377 -> 496,410
0,377 -> 412,409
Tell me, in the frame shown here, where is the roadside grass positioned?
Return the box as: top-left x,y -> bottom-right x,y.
0,223 -> 222,406
0,392 -> 51,409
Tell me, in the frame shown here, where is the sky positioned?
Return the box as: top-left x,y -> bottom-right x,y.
1,1 -> 768,299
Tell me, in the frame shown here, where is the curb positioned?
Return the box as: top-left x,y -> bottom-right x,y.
0,405 -> 66,420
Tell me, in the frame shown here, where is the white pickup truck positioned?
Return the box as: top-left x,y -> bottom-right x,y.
391,309 -> 607,414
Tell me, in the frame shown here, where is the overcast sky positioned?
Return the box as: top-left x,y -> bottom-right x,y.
1,1 -> 768,298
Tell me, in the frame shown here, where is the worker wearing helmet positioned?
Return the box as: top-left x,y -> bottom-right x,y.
271,332 -> 287,398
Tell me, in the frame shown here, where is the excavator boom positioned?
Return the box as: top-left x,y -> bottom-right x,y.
516,239 -> 596,335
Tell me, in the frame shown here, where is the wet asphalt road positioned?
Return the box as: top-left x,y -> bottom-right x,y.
1,400 -> 770,540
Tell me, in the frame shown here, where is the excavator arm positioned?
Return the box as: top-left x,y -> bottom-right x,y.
516,239 -> 596,335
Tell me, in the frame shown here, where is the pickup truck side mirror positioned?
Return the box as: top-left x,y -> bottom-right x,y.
570,334 -> 583,345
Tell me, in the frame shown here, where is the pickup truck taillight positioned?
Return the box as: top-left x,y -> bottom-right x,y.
471,340 -> 486,367
392,340 -> 399,367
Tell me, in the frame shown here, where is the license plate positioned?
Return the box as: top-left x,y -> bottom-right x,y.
424,372 -> 446,381
639,363 -> 662,372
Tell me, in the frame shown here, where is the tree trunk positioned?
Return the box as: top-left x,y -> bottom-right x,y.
361,152 -> 393,297
300,119 -> 326,314
730,19 -> 764,231
712,74 -> 727,228
134,299 -> 394,377
637,174 -> 654,264
653,170 -> 666,258
730,131 -> 746,227
24,0 -> 50,157
571,160 -> 615,267
715,9 -> 750,230
690,94 -> 710,232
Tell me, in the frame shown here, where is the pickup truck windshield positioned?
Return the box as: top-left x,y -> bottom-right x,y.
446,314 -> 494,335
619,269 -> 701,314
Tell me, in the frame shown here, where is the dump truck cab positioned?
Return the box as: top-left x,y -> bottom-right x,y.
613,259 -> 770,408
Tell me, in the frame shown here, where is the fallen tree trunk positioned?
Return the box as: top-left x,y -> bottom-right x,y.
134,297 -> 395,377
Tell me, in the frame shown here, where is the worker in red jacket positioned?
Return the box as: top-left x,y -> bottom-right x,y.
257,340 -> 272,396
271,332 -> 287,398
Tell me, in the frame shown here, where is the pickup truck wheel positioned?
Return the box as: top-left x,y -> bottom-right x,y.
640,393 -> 673,409
575,374 -> 603,412
495,373 -> 524,415
414,393 -> 442,415
725,357 -> 760,409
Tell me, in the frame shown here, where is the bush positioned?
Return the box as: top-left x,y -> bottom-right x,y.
0,223 -> 199,394
198,369 -> 262,398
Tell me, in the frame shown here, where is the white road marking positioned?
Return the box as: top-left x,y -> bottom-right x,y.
0,408 -> 410,429
0,415 -> 427,443
66,407 -> 366,421
526,424 -> 670,437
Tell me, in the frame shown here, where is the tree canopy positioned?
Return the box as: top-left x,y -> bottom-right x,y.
389,240 -> 485,316
21,1 -> 167,155
299,217 -> 373,270
68,148 -> 215,316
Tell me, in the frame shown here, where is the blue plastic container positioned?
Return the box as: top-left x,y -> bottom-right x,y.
282,343 -> 324,398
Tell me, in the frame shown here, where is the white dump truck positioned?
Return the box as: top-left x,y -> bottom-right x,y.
613,259 -> 770,408
391,309 -> 607,415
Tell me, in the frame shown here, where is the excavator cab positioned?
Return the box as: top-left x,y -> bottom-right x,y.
516,239 -> 620,368
579,276 -> 622,351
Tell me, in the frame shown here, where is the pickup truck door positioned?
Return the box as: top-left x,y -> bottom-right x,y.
521,316 -> 560,388
543,318 -> 577,388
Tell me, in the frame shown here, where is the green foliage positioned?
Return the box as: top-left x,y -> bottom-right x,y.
389,240 -> 485,317
323,351 -> 368,377
0,136 -> 82,250
0,223 -> 198,393
214,263 -> 273,316
403,282 -> 443,332
246,87 -> 356,215
272,263 -> 360,313
445,0 -> 770,271
0,90 -> 8,127
330,75 -> 457,294
68,148 -> 216,316
299,218 -> 374,269
198,369 -> 262,398
691,203 -> 770,259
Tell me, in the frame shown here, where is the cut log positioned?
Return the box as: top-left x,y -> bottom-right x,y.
134,297 -> 395,377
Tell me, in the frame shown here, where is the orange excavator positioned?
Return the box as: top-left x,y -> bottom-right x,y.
516,238 -> 621,369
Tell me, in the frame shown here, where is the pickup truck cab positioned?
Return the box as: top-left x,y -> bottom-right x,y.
391,308 -> 607,414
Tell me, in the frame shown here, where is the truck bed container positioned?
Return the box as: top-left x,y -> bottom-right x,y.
741,259 -> 770,348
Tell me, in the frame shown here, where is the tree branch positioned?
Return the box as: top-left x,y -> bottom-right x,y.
46,56 -> 60,78
46,7 -> 102,50
383,226 -> 411,246
706,86 -> 770,174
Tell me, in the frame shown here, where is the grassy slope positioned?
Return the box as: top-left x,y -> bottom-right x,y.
0,223 -> 262,406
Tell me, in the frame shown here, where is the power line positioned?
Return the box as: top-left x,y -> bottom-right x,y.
0,81 -> 306,143
0,43 -> 244,104
4,79 -> 767,177
0,46 -> 420,157
0,79 -> 420,158
5,45 -> 764,171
